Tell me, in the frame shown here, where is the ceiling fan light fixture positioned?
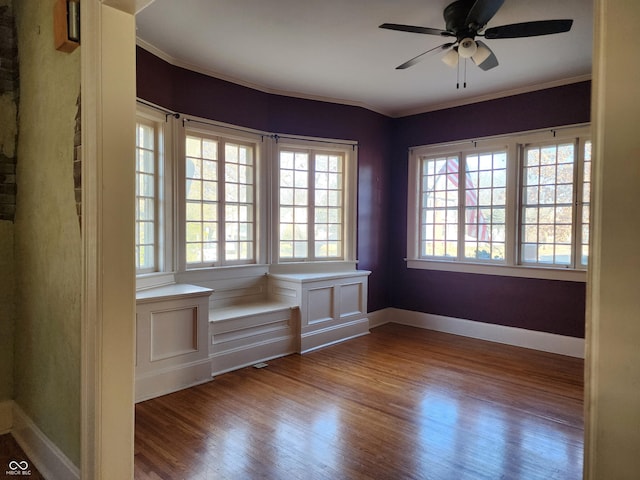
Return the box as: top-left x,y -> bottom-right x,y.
471,43 -> 491,65
442,48 -> 459,67
457,37 -> 477,58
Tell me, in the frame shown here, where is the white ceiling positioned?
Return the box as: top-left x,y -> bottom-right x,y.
135,0 -> 593,117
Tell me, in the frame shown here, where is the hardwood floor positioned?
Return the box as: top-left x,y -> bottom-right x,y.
0,434 -> 45,479
134,323 -> 584,480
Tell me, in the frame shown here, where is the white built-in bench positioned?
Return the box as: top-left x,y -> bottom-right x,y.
135,268 -> 371,401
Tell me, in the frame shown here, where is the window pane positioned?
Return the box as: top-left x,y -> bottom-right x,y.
137,123 -> 154,150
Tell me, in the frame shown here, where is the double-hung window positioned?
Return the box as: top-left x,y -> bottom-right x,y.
521,142 -> 572,266
579,139 -> 592,267
408,126 -> 592,279
519,138 -> 592,268
184,130 -> 258,268
417,146 -> 508,263
275,139 -> 356,263
135,111 -> 165,273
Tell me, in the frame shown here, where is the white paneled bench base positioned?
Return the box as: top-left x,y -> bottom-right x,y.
269,270 -> 371,353
135,284 -> 213,402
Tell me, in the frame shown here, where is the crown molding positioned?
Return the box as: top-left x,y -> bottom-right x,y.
136,39 -> 591,119
135,39 -> 389,116
392,73 -> 592,118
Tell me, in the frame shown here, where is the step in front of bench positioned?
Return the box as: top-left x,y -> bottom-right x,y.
210,301 -> 296,322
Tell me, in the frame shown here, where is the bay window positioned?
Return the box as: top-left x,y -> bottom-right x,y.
135,106 -> 358,284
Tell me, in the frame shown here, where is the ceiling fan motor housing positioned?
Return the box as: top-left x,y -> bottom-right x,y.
444,0 -> 481,39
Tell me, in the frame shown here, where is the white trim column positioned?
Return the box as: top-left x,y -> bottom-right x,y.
81,1 -> 136,479
586,1 -> 640,478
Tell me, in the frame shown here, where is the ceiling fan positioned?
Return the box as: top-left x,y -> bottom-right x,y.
380,0 -> 573,72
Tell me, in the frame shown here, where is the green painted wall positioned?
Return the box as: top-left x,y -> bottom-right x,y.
0,220 -> 14,403
0,0 -> 16,405
13,0 -> 81,466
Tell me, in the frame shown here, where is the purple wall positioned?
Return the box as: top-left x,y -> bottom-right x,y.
137,48 -> 393,312
137,46 -> 590,338
389,82 -> 591,337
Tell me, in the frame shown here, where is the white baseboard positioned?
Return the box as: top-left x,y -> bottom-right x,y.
11,403 -> 80,480
367,309 -> 389,329
374,308 -> 585,358
135,358 -> 213,403
300,317 -> 370,354
0,399 -> 12,435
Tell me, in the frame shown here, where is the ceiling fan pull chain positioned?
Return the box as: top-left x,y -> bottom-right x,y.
464,58 -> 468,89
456,58 -> 460,89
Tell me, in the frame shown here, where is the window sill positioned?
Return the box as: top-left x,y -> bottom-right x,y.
136,272 -> 177,291
406,259 -> 587,282
176,264 -> 270,283
269,260 -> 359,275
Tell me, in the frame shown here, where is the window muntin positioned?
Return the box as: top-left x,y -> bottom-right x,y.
278,148 -> 345,261
135,119 -> 158,273
418,149 -> 507,262
185,132 -> 256,268
520,142 -> 576,266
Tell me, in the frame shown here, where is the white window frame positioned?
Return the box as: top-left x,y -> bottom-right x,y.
177,118 -> 266,271
271,135 -> 358,268
578,137 -> 592,268
407,124 -> 591,282
135,105 -> 174,277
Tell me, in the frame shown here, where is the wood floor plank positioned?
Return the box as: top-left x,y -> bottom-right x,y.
0,433 -> 45,479
135,323 -> 584,479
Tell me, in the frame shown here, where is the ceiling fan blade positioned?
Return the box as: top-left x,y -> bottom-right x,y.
379,23 -> 452,36
396,43 -> 456,70
472,40 -> 498,71
465,0 -> 505,28
484,19 -> 573,39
